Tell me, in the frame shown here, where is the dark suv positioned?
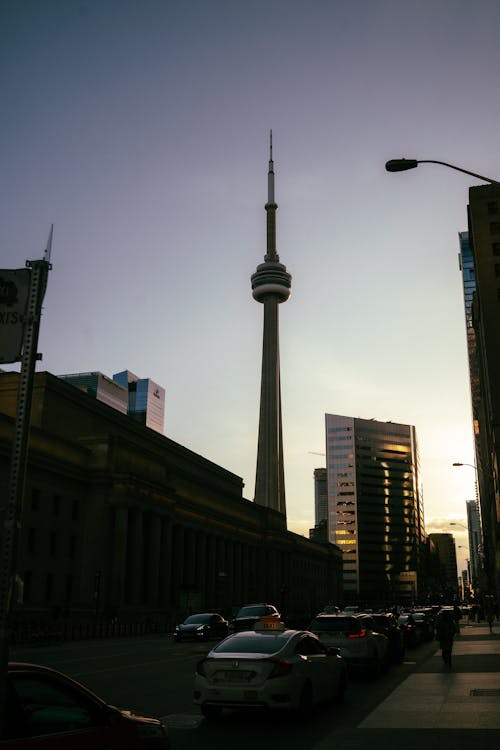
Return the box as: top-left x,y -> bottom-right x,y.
363,612 -> 405,663
230,603 -> 281,632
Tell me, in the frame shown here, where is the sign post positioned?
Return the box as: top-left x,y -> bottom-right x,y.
0,230 -> 52,737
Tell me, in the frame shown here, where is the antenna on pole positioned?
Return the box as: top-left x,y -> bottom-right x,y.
44,224 -> 54,263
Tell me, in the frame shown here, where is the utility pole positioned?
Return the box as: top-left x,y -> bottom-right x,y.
0,229 -> 52,736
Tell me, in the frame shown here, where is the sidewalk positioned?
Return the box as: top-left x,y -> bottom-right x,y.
360,620 -> 500,729
312,620 -> 500,750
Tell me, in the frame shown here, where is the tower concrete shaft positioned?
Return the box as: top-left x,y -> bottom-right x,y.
251,133 -> 291,515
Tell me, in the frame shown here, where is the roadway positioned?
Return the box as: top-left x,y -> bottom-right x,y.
10,631 -> 440,749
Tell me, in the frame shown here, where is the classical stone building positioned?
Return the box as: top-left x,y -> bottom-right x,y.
0,371 -> 342,625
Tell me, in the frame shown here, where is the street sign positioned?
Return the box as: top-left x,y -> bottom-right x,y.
0,268 -> 31,363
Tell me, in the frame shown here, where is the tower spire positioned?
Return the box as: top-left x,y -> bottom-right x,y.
251,134 -> 292,518
266,129 -> 278,260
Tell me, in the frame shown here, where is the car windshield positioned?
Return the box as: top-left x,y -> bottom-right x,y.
213,633 -> 288,654
236,606 -> 269,617
310,617 -> 360,634
184,614 -> 211,624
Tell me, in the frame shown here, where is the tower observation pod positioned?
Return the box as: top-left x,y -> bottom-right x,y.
251,132 -> 292,517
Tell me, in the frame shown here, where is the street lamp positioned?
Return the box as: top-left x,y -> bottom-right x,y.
385,158 -> 500,185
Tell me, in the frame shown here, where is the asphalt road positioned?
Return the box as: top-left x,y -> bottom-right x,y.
10,632 -> 439,749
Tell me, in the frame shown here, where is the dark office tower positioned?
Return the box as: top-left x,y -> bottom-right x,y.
427,533 -> 458,596
251,134 -> 291,516
466,499 -> 482,590
314,468 -> 328,526
325,414 -> 425,604
466,184 -> 500,598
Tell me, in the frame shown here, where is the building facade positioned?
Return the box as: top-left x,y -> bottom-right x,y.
464,184 -> 500,599
0,372 -> 342,626
325,414 -> 425,604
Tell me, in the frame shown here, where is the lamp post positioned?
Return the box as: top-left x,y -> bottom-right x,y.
385,159 -> 500,185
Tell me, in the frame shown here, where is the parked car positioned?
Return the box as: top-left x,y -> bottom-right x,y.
2,661 -> 170,748
308,614 -> 389,675
174,612 -> 229,642
193,618 -> 347,720
397,613 -> 423,647
410,611 -> 435,641
229,603 -> 281,632
365,612 -> 405,663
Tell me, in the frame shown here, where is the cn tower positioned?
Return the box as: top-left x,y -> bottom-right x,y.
251,132 -> 292,516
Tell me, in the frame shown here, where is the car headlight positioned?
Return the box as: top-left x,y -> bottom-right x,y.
135,721 -> 168,738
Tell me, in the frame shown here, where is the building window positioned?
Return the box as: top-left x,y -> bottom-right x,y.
53,494 -> 61,515
492,243 -> 500,255
69,536 -> 77,560
71,499 -> 79,520
490,222 -> 500,234
495,264 -> 500,277
488,201 -> 499,215
31,488 -> 40,511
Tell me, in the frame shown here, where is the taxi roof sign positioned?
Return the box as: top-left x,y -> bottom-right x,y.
254,617 -> 286,632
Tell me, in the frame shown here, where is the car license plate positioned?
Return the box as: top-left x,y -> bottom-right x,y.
213,670 -> 251,683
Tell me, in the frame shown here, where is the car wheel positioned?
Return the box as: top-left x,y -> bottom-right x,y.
201,705 -> 222,721
296,681 -> 314,722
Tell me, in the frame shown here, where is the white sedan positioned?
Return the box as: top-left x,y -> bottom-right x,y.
193,619 -> 347,721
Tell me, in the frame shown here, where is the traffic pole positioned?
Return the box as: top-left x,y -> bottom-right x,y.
0,252 -> 51,737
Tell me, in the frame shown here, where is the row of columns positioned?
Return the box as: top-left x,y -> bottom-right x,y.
105,503 -> 290,616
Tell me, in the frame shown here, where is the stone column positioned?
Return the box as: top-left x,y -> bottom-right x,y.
146,514 -> 161,608
110,505 -> 128,611
127,508 -> 143,608
159,517 -> 173,610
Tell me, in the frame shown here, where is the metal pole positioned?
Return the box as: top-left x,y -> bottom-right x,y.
0,257 -> 50,736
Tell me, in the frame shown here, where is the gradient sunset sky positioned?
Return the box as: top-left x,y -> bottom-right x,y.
3,0 -> 500,573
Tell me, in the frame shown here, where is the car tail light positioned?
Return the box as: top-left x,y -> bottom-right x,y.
268,658 -> 293,678
347,628 -> 367,639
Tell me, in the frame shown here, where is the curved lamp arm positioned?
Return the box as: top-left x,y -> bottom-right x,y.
385,158 -> 500,186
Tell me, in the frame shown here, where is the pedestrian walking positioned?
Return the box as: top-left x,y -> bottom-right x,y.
484,596 -> 495,633
436,609 -> 456,668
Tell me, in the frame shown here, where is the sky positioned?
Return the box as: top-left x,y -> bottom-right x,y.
2,0 -> 498,575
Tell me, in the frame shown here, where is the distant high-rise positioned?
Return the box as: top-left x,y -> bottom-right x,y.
59,371 -> 128,413
113,370 -> 165,434
428,533 -> 458,595
325,414 -> 425,602
251,134 -> 291,516
314,468 -> 328,526
59,369 -> 165,434
466,499 -> 482,588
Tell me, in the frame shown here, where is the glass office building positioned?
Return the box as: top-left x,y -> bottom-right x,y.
113,370 -> 165,434
325,414 -> 425,604
59,369 -> 165,434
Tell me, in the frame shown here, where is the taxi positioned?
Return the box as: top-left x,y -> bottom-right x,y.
193,617 -> 347,721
